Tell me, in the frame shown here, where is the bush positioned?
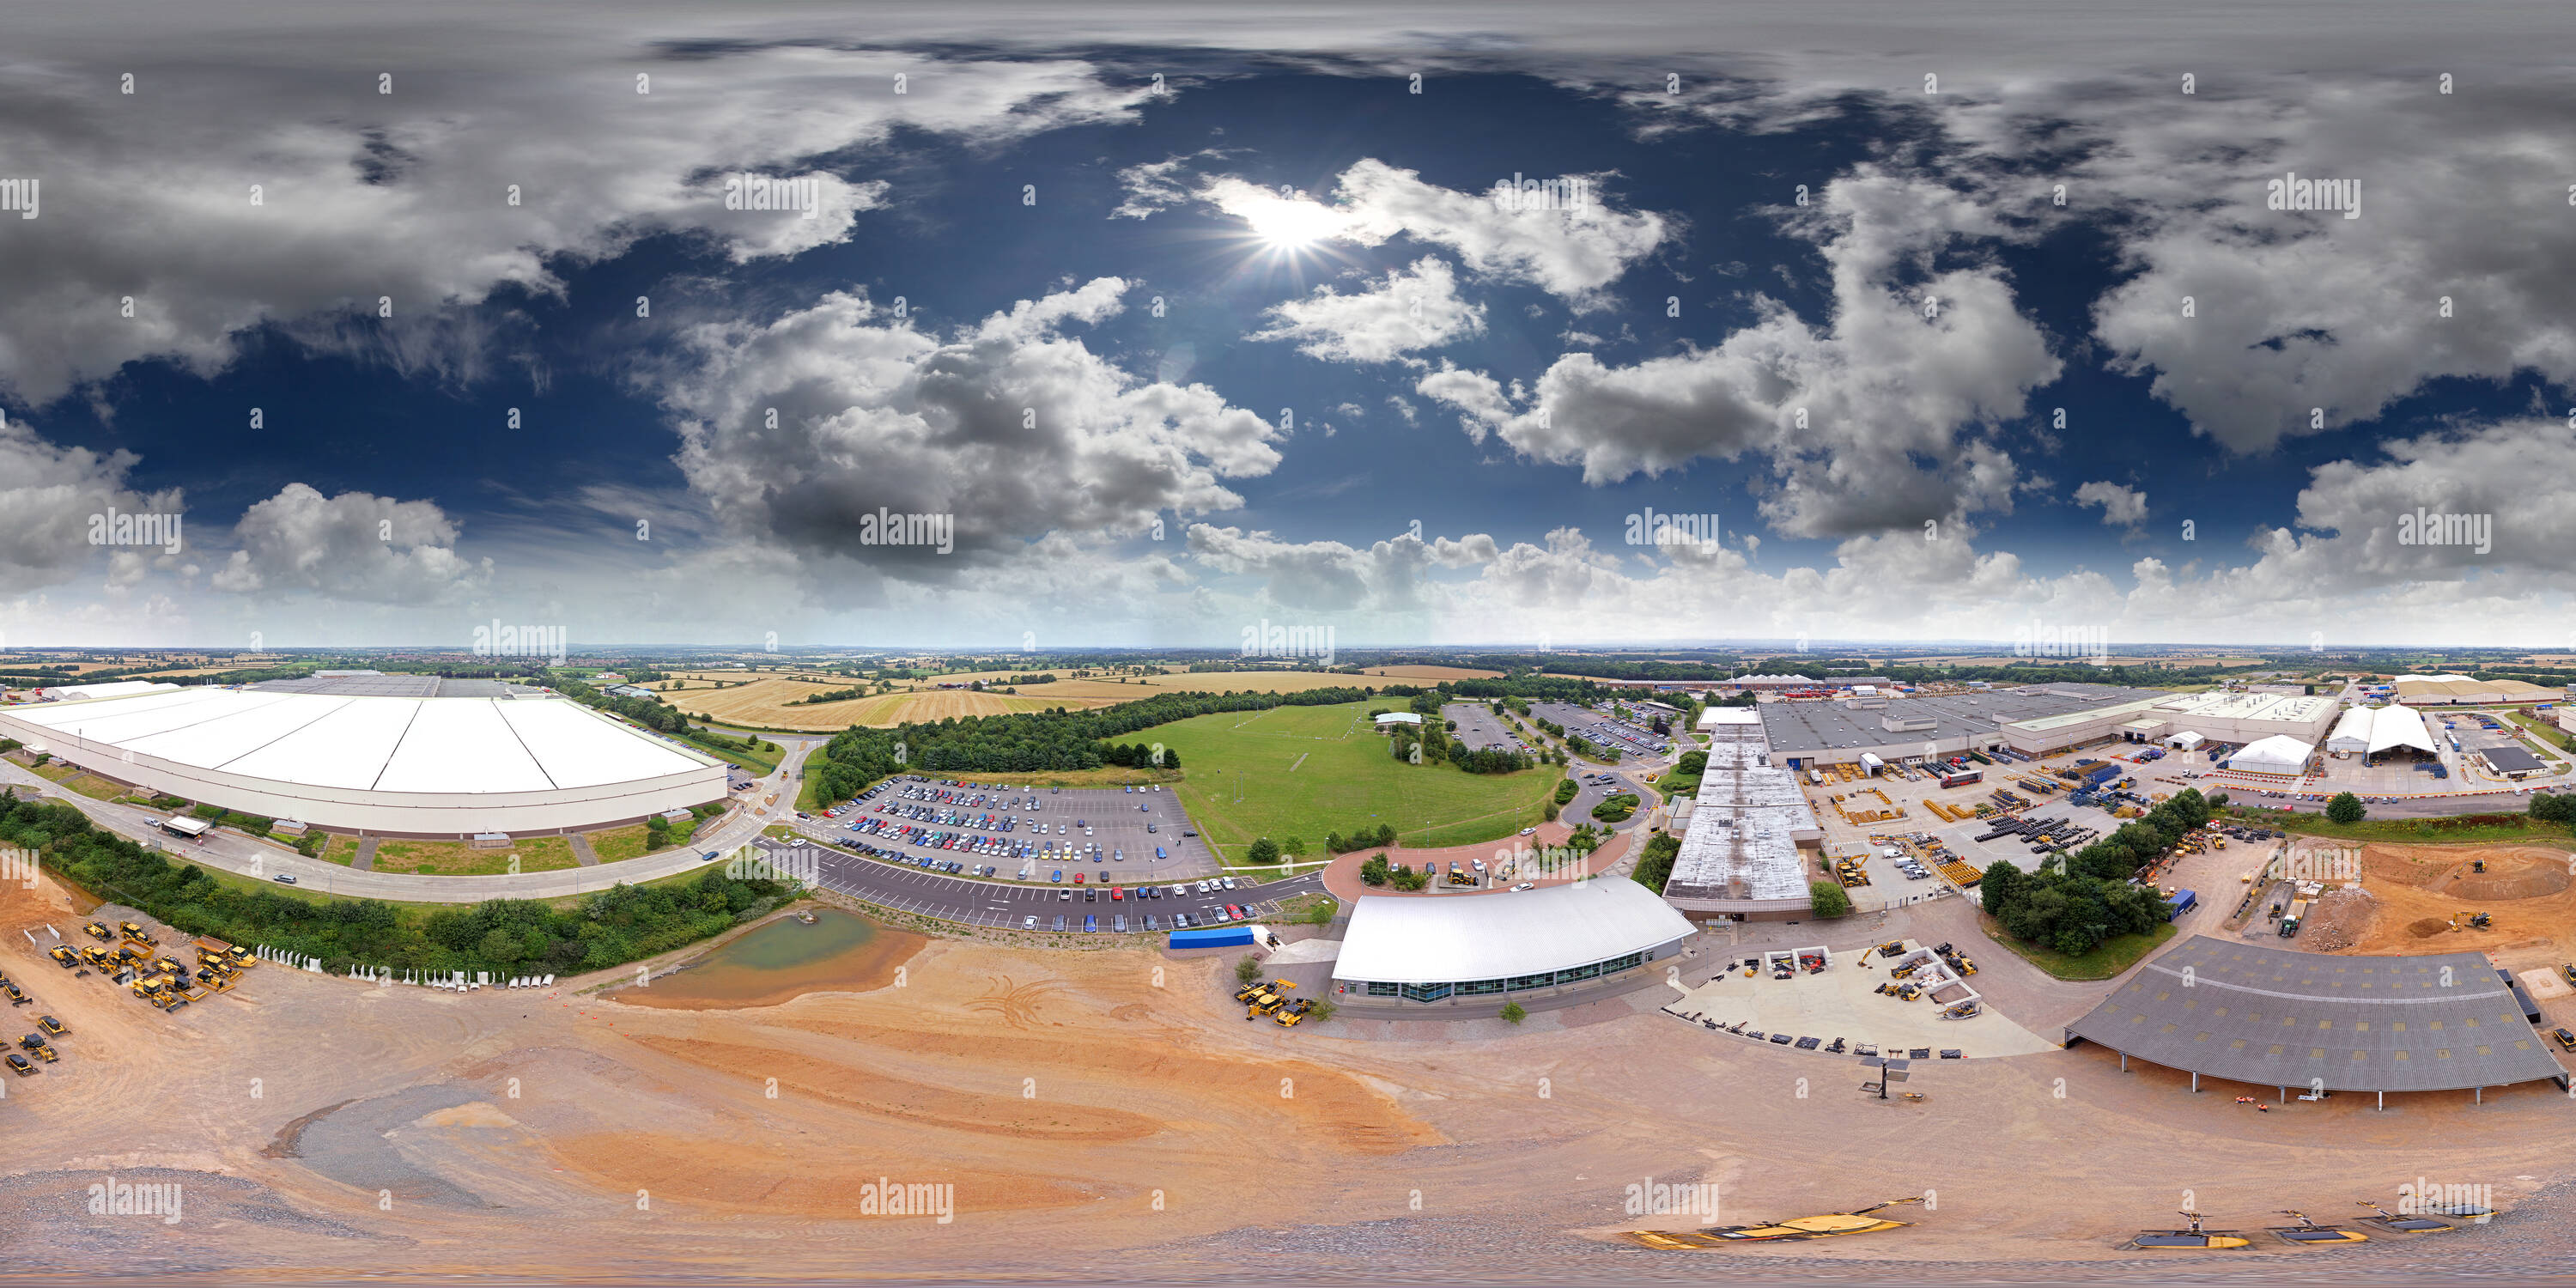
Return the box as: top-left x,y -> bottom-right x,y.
1553,778 -> 1579,805
1358,855 -> 1391,887
1631,833 -> 1681,894
1807,880 -> 1852,918
1235,955 -> 1261,985
2326,792 -> 2365,824
1543,802 -> 1559,823
1591,793 -> 1640,823
1247,836 -> 1281,865
1498,1000 -> 1527,1024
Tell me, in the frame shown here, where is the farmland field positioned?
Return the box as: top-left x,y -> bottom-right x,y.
1152,701 -> 1556,861
659,667 -> 1448,730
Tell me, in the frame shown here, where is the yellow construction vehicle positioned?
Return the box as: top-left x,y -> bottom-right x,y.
2451,911 -> 2493,931
1274,998 -> 1314,1026
1246,994 -> 1287,1021
1895,982 -> 1924,1001
2354,1200 -> 2454,1234
118,921 -> 155,945
2,982 -> 27,1006
36,1014 -> 67,1037
1874,940 -> 1906,959
18,1035 -> 57,1063
77,945 -> 111,968
2131,1212 -> 2251,1250
82,922 -> 112,941
46,945 -> 77,969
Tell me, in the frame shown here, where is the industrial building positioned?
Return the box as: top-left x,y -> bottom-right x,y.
1727,674 -> 1820,691
1665,708 -> 1823,920
1330,879 -> 1696,1005
0,684 -> 726,836
2064,937 -> 2568,1104
1754,684 -> 2340,769
29,680 -> 181,702
2224,735 -> 2317,777
2476,744 -> 2546,778
2324,704 -> 2439,760
2392,674 -> 2561,705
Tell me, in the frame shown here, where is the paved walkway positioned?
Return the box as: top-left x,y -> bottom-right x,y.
567,832 -> 601,866
352,836 -> 379,872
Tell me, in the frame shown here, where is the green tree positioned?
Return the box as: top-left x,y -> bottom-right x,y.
2326,792 -> 2366,824
1358,855 -> 1390,887
1807,880 -> 1852,918
1235,954 -> 1261,985
1543,801 -> 1560,823
1281,836 -> 1307,860
1248,836 -> 1282,866
1498,1000 -> 1528,1024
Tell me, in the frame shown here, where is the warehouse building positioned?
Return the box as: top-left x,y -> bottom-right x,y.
0,685 -> 726,836
2065,937 -> 2568,1104
2324,704 -> 2439,761
1663,712 -> 1823,920
2225,735 -> 2316,777
1757,683 -> 2176,768
2393,674 -> 2561,705
1331,878 -> 1696,1005
2476,745 -> 2547,778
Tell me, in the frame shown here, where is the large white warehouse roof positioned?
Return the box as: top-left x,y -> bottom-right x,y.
1334,879 -> 1694,986
0,687 -> 725,834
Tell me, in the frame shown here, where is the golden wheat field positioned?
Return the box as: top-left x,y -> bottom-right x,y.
659,678 -> 1074,730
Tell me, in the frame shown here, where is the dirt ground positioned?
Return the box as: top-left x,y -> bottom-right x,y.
3,868 -> 2573,1281
2317,843 -> 2576,967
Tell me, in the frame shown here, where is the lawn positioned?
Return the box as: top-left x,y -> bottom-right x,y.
30,762 -> 130,801
1980,918 -> 2177,981
2223,805 -> 2573,846
1155,702 -> 1558,861
586,817 -> 702,863
313,834 -> 361,866
371,835 -> 580,876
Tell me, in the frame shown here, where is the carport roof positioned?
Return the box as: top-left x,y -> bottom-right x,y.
1333,880 -> 1693,984
2064,935 -> 2566,1093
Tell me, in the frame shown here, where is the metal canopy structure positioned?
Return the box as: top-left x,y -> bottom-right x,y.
2065,935 -> 2567,1096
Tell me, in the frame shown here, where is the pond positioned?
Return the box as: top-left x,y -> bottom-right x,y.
614,907 -> 921,1009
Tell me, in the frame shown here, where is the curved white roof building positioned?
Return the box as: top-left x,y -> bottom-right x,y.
1333,879 -> 1695,1003
0,686 -> 726,835
2326,704 -> 2437,757
2227,734 -> 2315,776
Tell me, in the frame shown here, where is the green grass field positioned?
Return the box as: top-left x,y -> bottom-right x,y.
1158,702 -> 1557,860
1980,918 -> 2177,981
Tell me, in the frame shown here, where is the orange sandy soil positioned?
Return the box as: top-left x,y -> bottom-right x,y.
2315,843 -> 2576,966
3,870 -> 2572,1279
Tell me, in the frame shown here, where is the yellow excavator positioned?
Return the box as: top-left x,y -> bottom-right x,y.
1702,1197 -> 1925,1242
2451,911 -> 2493,931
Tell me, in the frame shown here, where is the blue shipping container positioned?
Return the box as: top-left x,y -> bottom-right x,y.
1170,927 -> 1257,950
2165,889 -> 2197,920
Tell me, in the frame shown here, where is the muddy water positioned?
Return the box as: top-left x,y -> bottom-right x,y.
615,908 -> 923,1009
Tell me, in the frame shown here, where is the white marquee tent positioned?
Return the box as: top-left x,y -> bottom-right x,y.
2227,734 -> 2315,776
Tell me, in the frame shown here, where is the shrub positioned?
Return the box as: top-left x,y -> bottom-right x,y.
1235,955 -> 1261,985
1807,880 -> 1852,918
1498,1000 -> 1527,1024
2326,792 -> 2365,824
1247,836 -> 1281,865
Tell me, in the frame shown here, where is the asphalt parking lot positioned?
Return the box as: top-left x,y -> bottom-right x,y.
806,777 -> 1222,883
1530,701 -> 1673,761
1442,702 -> 1533,754
750,837 -> 1312,933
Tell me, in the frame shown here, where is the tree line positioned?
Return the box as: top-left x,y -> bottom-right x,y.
0,789 -> 799,977
1978,787 -> 2216,956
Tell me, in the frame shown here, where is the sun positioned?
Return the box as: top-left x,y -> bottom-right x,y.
1241,197 -> 1347,250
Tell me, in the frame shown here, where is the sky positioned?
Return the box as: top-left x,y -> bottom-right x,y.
3,0 -> 2575,653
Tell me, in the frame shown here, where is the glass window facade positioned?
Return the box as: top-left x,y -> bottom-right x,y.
1346,940 -> 1672,1001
